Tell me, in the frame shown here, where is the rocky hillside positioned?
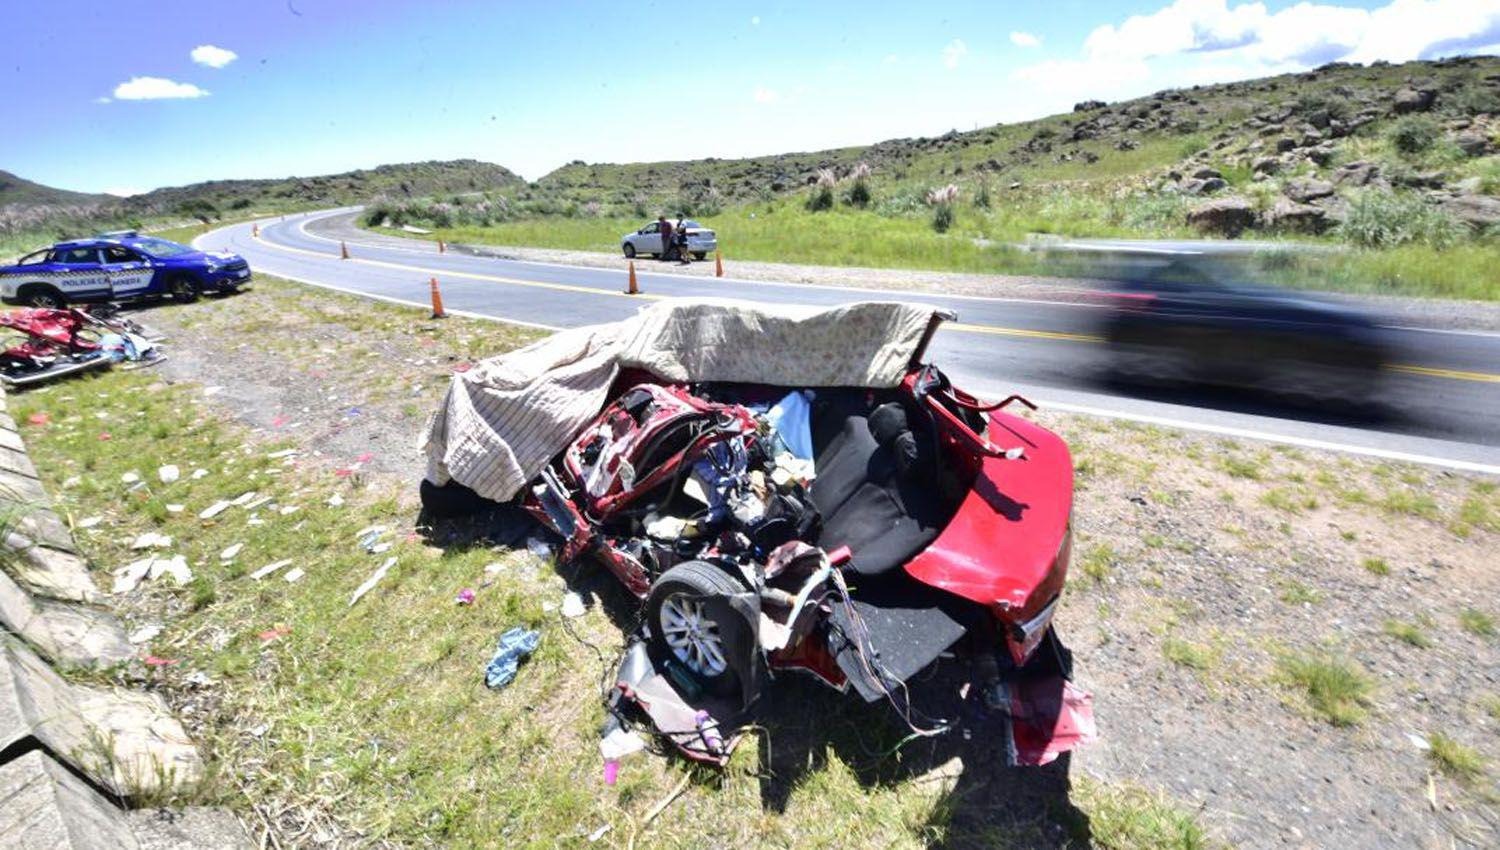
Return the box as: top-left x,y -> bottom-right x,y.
530,56 -> 1500,238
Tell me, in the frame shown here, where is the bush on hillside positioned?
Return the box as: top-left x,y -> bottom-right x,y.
845,161 -> 873,208
806,168 -> 836,212
1387,115 -> 1441,157
1336,190 -> 1467,248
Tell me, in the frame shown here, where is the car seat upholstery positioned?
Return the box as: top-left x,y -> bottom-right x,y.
808,398 -> 948,577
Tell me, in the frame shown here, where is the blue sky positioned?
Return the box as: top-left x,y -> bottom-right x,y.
5,0 -> 1499,195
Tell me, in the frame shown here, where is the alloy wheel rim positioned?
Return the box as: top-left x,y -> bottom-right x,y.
659,593 -> 728,677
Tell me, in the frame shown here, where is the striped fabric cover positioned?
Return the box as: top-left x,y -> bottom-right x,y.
422,299 -> 940,502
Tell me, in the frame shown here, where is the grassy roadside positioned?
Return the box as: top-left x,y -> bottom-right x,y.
6,275 -> 1223,849
366,200 -> 1500,302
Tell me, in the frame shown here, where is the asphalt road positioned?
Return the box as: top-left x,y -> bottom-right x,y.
196,209 -> 1500,474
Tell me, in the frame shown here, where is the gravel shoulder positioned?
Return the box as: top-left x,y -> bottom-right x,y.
311,210 -> 1500,332
56,277 -> 1500,848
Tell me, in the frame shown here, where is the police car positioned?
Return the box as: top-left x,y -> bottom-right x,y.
0,231 -> 251,307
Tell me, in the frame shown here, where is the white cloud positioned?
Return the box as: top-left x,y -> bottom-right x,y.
942,38 -> 968,69
93,96 -> 111,104
103,187 -> 143,197
751,15 -> 760,26
112,77 -> 209,100
1081,0 -> 1500,66
1010,31 -> 1042,48
190,44 -> 238,68
1013,0 -> 1500,105
752,86 -> 779,104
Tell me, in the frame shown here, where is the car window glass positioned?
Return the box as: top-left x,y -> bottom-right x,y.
642,223 -> 658,233
17,250 -> 49,265
102,246 -> 140,263
55,247 -> 99,265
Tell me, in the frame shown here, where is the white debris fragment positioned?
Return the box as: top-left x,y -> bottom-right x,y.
483,561 -> 505,575
199,501 -> 232,519
121,471 -> 141,484
63,476 -> 82,489
230,490 -> 259,506
588,824 -> 611,842
204,386 -> 223,396
279,505 -> 300,516
113,558 -> 156,593
128,624 -> 162,645
166,504 -> 184,513
369,542 -> 391,555
250,559 -> 293,580
77,516 -> 102,529
158,464 -> 180,483
1408,733 -> 1432,751
283,567 -> 306,583
267,448 -> 297,459
148,555 -> 192,585
220,542 -> 244,561
561,592 -> 587,619
327,493 -> 345,508
130,531 -> 173,550
191,468 -> 209,479
242,496 -> 273,511
349,557 -> 397,607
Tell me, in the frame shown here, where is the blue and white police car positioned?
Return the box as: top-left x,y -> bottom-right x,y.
0,231 -> 251,307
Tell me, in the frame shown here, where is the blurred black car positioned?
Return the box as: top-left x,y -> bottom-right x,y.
1098,255 -> 1392,404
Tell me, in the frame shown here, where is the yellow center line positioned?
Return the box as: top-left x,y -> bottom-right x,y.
1386,363 -> 1500,383
947,322 -> 1105,344
250,231 -> 1500,385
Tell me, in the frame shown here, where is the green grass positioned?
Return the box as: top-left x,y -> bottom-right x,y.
1382,618 -> 1432,648
1078,542 -> 1115,585
1162,637 -> 1220,671
1427,733 -> 1487,783
1279,579 -> 1322,606
1275,651 -> 1375,727
1069,779 -> 1222,849
1218,455 -> 1263,481
1360,557 -> 1391,577
1459,608 -> 1497,639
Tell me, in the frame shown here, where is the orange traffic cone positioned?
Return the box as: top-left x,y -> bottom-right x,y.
430,277 -> 446,319
252,223 -> 260,238
715,250 -> 724,278
627,260 -> 639,295
438,239 -> 446,254
340,241 -> 350,260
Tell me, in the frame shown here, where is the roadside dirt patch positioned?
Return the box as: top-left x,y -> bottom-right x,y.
24,277 -> 1498,848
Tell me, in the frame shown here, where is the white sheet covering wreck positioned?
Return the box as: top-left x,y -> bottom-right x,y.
422,299 -> 941,502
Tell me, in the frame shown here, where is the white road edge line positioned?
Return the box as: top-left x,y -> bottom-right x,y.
204,224 -> 1500,477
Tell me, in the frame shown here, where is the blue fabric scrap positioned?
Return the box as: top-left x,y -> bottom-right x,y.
484,626 -> 541,689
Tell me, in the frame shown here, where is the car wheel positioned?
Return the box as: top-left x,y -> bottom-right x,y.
168,276 -> 200,304
623,243 -> 637,259
646,561 -> 746,695
21,287 -> 65,309
693,252 -> 706,261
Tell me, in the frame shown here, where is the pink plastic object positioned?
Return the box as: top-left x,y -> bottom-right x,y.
455,588 -> 476,605
603,759 -> 619,786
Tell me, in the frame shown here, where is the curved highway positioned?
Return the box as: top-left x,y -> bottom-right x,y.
196,209 -> 1500,474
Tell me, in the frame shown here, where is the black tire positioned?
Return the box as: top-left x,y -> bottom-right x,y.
623,243 -> 637,259
20,286 -> 65,309
646,560 -> 747,695
168,276 -> 200,304
692,252 -> 706,261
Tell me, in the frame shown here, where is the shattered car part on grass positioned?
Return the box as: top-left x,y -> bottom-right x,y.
422,300 -> 1095,768
0,305 -> 163,388
484,627 -> 541,689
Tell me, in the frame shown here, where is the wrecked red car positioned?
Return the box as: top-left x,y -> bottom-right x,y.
421,301 -> 1094,766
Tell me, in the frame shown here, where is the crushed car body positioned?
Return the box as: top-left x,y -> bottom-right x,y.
421,299 -> 1095,767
